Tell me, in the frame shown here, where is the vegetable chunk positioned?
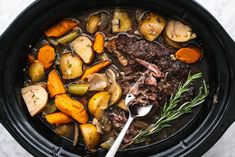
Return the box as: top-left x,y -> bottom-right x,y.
175,47 -> 202,64
47,69 -> 66,97
38,45 -> 56,69
59,52 -> 83,79
80,123 -> 101,151
45,112 -> 73,125
70,36 -> 94,64
82,60 -> 111,80
93,32 -> 105,53
21,85 -> 48,116
55,94 -> 88,124
29,60 -> 45,83
45,19 -> 78,37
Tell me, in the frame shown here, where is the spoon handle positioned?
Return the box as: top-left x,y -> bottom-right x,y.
105,116 -> 134,157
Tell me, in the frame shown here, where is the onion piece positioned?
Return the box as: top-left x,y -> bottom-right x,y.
87,73 -> 109,91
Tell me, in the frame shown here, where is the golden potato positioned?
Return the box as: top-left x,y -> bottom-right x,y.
59,52 -> 83,79
139,12 -> 166,41
112,8 -> 132,33
88,91 -> 110,118
29,60 -> 45,83
80,123 -> 101,151
70,36 -> 94,64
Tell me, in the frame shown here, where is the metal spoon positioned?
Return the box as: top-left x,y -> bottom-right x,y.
105,93 -> 153,157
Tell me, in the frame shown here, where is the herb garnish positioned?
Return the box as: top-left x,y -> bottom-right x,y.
124,72 -> 209,147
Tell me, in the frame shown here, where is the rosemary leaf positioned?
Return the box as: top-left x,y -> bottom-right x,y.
125,72 -> 209,146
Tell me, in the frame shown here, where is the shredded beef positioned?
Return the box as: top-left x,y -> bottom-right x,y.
104,34 -> 192,144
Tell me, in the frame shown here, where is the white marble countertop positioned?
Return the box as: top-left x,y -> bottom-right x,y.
0,0 -> 235,156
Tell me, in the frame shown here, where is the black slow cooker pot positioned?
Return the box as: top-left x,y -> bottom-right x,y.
0,0 -> 235,156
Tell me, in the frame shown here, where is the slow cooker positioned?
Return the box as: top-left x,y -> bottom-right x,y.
0,0 -> 235,156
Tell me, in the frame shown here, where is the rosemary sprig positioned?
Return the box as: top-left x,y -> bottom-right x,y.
124,72 -> 209,147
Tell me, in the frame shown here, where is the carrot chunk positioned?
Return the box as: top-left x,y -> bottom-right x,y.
45,112 -> 73,125
55,94 -> 89,124
38,45 -> 56,69
45,19 -> 78,37
47,69 -> 66,97
82,60 -> 111,80
93,32 -> 105,53
175,47 -> 202,64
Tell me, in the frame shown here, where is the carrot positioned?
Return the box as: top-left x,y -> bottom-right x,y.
45,19 -> 78,37
38,45 -> 56,69
82,60 -> 111,80
27,54 -> 35,63
47,69 -> 66,97
45,112 -> 73,125
55,94 -> 88,124
93,32 -> 105,53
175,47 -> 202,64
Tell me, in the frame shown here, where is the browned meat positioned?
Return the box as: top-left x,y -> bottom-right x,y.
105,107 -> 142,144
104,34 -> 192,144
114,34 -> 175,62
135,58 -> 164,78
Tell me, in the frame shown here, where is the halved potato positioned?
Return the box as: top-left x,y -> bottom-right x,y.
94,107 -> 105,120
60,52 -> 83,79
21,85 -> 48,116
29,60 -> 45,83
80,123 -> 101,151
165,20 -> 197,42
86,13 -> 101,34
88,91 -> 110,118
70,36 -> 94,64
117,99 -> 128,111
162,31 -> 182,49
107,83 -> 122,105
112,8 -> 132,33
139,12 -> 166,41
100,137 -> 115,150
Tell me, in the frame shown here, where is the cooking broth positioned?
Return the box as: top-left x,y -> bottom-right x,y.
21,8 -> 209,152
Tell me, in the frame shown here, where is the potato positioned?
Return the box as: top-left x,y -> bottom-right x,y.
162,31 -> 182,49
94,107 -> 105,120
117,99 -> 128,111
139,12 -> 166,41
29,60 -> 45,83
107,83 -> 122,105
55,123 -> 75,140
165,20 -> 197,42
88,91 -> 110,118
112,8 -> 132,33
70,36 -> 94,64
21,85 -> 48,116
100,137 -> 115,150
80,123 -> 101,151
86,13 -> 101,34
42,102 -> 57,115
59,52 -> 83,79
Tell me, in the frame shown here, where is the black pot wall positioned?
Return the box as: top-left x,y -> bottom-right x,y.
0,0 -> 235,157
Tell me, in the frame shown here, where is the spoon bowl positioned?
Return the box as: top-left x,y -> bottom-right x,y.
105,93 -> 153,157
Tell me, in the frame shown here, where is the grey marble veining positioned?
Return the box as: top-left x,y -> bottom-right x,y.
0,0 -> 235,157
